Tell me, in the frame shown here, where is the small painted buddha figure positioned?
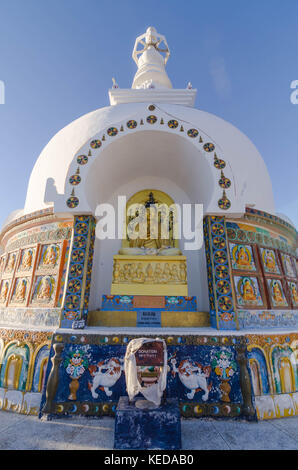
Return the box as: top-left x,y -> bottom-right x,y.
22,249 -> 33,270
15,279 -> 26,301
7,254 -> 16,272
44,245 -> 57,266
291,284 -> 298,304
264,250 -> 276,271
0,282 -> 9,302
242,279 -> 256,302
37,277 -> 51,300
273,282 -> 284,304
237,246 -> 250,267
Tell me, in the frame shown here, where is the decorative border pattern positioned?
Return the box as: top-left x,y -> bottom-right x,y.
203,216 -> 238,330
61,215 -> 96,327
65,111 -> 232,212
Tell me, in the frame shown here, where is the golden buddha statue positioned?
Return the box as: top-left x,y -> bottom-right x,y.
242,279 -> 256,302
119,191 -> 181,256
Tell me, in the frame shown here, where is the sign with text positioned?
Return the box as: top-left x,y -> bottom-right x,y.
135,341 -> 164,366
137,309 -> 161,327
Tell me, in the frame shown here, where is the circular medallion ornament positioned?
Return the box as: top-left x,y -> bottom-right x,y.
65,294 -> 80,309
211,223 -> 225,236
214,250 -> 227,264
75,222 -> 88,235
218,192 -> 231,210
90,139 -> 102,149
71,249 -> 85,263
216,279 -> 231,295
215,265 -> 229,279
68,279 -> 82,294
107,127 -> 118,137
70,264 -> 83,277
204,142 -> 215,152
66,197 -> 79,208
219,175 -> 231,189
73,235 -> 87,249
77,155 -> 88,165
146,115 -> 157,124
69,174 -> 81,186
187,128 -> 199,138
168,119 -> 179,129
214,157 -> 226,169
218,295 -> 233,311
127,120 -> 137,129
148,104 -> 155,111
227,228 -> 237,240
213,236 -> 226,249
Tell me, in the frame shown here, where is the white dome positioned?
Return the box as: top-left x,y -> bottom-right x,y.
24,102 -> 275,217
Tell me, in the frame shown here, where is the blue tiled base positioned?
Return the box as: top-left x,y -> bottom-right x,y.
114,396 -> 181,450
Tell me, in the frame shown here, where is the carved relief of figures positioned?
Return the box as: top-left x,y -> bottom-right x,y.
20,249 -> 33,271
0,281 -> 10,303
112,260 -> 187,284
6,253 -> 16,273
234,276 -> 264,307
41,244 -> 60,268
230,244 -> 256,271
32,276 -> 55,304
13,278 -> 27,303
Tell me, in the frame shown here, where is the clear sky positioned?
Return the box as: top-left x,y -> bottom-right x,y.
0,0 -> 297,229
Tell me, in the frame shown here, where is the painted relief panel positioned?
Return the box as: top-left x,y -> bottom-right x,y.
30,275 -> 57,306
38,244 -> 61,270
281,254 -> 296,278
0,279 -> 10,304
9,277 -> 31,305
229,243 -> 257,272
259,248 -> 281,275
266,278 -> 289,308
234,275 -> 264,307
0,256 -> 6,276
17,247 -> 36,273
288,281 -> 298,307
5,252 -> 18,274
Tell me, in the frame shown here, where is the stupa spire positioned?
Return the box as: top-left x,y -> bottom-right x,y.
131,26 -> 172,89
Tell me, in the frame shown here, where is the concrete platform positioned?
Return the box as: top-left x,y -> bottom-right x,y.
0,410 -> 297,450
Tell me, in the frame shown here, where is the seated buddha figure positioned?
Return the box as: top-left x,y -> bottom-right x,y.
37,277 -> 52,300
119,192 -> 181,256
242,279 -> 256,302
21,249 -> 33,270
15,279 -> 26,302
44,245 -> 57,266
291,284 -> 298,304
272,282 -> 284,304
236,246 -> 251,268
263,250 -> 275,271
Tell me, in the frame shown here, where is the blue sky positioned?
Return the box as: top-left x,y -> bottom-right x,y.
0,0 -> 297,229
